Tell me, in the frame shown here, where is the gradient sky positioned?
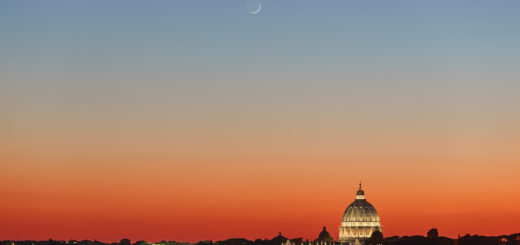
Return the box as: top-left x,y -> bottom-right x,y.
1,0 -> 520,243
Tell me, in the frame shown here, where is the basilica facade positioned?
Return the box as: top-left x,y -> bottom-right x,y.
338,183 -> 382,245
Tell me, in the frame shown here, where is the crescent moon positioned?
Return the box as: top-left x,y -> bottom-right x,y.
248,2 -> 261,14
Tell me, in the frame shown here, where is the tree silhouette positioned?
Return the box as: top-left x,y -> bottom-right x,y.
369,230 -> 383,245
427,229 -> 439,240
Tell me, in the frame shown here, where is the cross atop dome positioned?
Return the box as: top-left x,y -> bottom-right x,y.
356,182 -> 365,199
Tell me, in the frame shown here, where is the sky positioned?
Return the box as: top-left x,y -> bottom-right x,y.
1,0 -> 520,242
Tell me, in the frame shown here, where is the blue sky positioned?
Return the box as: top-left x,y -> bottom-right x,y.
2,0 -> 519,72
2,0 -> 519,123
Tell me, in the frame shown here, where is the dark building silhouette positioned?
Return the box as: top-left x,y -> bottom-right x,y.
272,233 -> 288,245
317,227 -> 334,243
2,230 -> 519,245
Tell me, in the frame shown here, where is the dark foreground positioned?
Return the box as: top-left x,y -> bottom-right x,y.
2,231 -> 519,245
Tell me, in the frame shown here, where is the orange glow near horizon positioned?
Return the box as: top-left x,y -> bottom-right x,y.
1,142 -> 519,242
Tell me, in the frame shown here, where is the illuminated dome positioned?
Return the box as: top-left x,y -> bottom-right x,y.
338,183 -> 382,244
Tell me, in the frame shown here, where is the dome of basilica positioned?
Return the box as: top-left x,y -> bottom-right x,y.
338,183 -> 382,244
342,198 -> 380,223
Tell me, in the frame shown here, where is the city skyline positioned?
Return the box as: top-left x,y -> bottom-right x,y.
1,0 -> 519,243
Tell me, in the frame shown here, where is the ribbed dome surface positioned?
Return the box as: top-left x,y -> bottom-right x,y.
342,199 -> 380,223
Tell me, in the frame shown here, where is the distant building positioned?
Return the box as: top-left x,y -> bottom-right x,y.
316,227 -> 333,243
338,183 -> 382,245
272,232 -> 288,245
282,228 -> 334,245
